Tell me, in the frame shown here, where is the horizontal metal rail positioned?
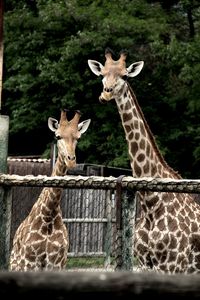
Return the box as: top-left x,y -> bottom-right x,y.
63,218 -> 116,223
67,252 -> 106,257
1,174 -> 200,193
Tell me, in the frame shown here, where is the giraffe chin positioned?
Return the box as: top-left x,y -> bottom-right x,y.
99,97 -> 107,104
99,92 -> 114,103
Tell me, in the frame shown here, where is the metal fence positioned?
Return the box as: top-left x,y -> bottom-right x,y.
2,173 -> 200,273
0,173 -> 137,271
9,186 -> 119,271
62,188 -> 117,270
6,158 -> 133,271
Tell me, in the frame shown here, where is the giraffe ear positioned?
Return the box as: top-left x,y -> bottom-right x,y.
48,117 -> 59,132
88,60 -> 104,76
126,61 -> 144,78
78,119 -> 91,136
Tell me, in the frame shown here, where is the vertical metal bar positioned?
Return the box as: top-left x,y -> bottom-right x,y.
50,142 -> 57,173
116,175 -> 125,230
115,175 -> 125,270
83,190 -> 89,254
104,189 -> 112,269
0,114 -> 10,270
115,175 -> 136,271
0,187 -> 12,270
0,114 -> 9,173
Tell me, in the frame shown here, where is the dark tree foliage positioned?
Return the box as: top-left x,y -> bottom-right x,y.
146,0 -> 179,10
3,0 -> 200,178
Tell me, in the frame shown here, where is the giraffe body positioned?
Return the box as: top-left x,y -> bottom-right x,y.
9,110 -> 91,271
88,49 -> 200,273
9,187 -> 68,271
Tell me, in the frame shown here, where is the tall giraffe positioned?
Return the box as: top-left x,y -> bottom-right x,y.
9,110 -> 91,271
88,48 -> 200,274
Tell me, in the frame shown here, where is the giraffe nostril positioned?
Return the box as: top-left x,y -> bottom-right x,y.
68,155 -> 76,161
104,87 -> 113,93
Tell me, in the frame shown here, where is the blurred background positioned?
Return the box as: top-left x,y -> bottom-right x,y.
3,0 -> 200,178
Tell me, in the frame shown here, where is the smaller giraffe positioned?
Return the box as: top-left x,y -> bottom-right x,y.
9,110 -> 91,271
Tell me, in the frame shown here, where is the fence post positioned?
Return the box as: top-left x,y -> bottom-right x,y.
0,114 -> 9,173
0,187 -> 12,269
0,114 -> 11,269
115,176 -> 136,271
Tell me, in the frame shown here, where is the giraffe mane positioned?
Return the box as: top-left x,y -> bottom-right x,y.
127,82 -> 182,179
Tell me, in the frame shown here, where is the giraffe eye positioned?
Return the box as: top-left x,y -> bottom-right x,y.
55,135 -> 61,140
122,75 -> 128,81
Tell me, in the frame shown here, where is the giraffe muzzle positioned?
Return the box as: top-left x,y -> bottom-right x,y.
67,160 -> 76,169
64,154 -> 76,169
99,91 -> 114,103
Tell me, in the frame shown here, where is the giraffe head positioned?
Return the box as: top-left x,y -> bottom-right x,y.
48,110 -> 91,169
88,48 -> 144,102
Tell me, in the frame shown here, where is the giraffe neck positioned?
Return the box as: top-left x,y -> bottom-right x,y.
51,153 -> 67,177
36,153 -> 67,215
116,82 -> 181,179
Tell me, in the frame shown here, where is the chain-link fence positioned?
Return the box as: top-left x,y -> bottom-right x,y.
0,176 -> 137,271
1,174 -> 200,272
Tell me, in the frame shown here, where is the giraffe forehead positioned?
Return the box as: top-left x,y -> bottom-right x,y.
57,123 -> 78,138
102,61 -> 127,77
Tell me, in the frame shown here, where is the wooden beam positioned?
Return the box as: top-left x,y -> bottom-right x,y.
0,271 -> 200,299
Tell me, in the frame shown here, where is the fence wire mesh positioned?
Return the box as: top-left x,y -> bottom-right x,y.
61,188 -> 117,271
1,177 -> 134,272
1,173 -> 200,273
